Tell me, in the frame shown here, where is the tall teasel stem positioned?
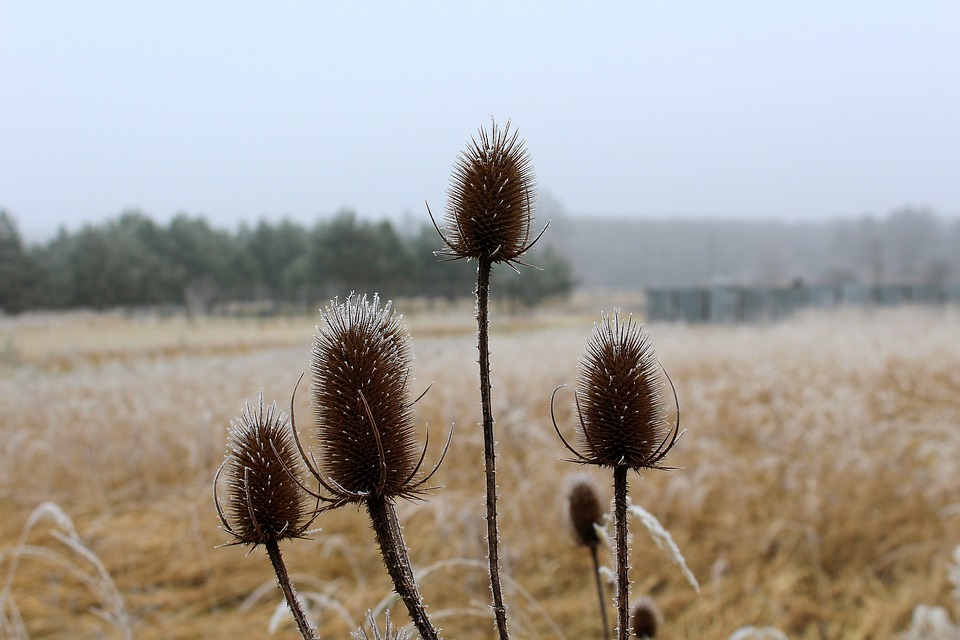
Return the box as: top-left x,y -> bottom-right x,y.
431,119 -> 544,640
613,465 -> 630,640
589,545 -> 610,640
265,539 -> 316,640
476,257 -> 509,638
366,497 -> 439,640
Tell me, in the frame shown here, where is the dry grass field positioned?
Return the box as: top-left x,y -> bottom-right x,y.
1,303 -> 959,639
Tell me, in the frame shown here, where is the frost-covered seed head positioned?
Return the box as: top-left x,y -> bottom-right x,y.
576,311 -> 672,470
218,394 -> 310,546
312,294 -> 419,501
439,119 -> 537,264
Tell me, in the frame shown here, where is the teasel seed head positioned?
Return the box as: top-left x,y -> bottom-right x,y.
308,294 -> 445,505
214,392 -> 313,547
431,119 -> 543,266
553,310 -> 681,472
565,473 -> 605,548
630,596 -> 661,638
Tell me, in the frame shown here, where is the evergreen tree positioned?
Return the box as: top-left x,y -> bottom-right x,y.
0,211 -> 34,314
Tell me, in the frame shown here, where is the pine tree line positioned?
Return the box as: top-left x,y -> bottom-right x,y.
0,209 -> 574,315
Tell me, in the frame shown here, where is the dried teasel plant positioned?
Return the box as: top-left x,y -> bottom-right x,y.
214,392 -> 319,640
290,294 -> 450,640
552,311 -> 682,640
565,473 -> 611,639
307,294 -> 435,504
630,596 -> 662,638
555,311 -> 680,472
431,118 -> 543,267
207,121 -> 694,640
428,118 -> 547,640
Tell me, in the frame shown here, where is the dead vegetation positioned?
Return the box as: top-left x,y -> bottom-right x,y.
1,306 -> 958,638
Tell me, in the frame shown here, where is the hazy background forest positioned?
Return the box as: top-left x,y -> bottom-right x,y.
542,207 -> 960,291
1,206 -> 959,316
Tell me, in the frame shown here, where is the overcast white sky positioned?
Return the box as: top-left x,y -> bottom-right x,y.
2,1 -> 959,242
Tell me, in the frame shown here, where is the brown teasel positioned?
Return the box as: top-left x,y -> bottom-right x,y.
294,294 -> 450,508
565,473 -> 605,548
553,310 -> 682,471
214,393 -> 315,546
630,596 -> 662,638
566,473 -> 612,640
430,119 -> 545,266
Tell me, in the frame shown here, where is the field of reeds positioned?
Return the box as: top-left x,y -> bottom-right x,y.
1,302 -> 959,639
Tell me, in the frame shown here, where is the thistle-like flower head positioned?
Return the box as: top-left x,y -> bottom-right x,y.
214,393 -> 313,546
431,119 -> 542,265
565,473 -> 605,548
304,294 -> 449,506
553,311 -> 681,471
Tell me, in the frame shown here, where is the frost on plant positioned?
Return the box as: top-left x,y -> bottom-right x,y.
948,544 -> 960,601
628,504 -> 700,593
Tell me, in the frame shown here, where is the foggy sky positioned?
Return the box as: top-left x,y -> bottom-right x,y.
2,0 -> 959,242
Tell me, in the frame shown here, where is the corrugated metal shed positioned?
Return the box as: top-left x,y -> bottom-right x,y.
646,283 -> 960,322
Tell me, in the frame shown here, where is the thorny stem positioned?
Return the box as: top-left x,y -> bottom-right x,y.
590,544 -> 611,640
265,538 -> 317,640
476,258 -> 510,640
614,465 -> 630,640
367,496 -> 442,640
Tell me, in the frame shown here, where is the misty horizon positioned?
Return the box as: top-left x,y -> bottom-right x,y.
3,1 -> 959,244
9,198 -> 960,247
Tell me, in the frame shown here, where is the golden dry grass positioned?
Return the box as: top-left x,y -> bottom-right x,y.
1,304 -> 959,639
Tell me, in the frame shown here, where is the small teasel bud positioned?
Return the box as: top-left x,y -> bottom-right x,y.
215,392 -> 312,546
566,472 -> 612,639
563,310 -> 679,471
630,596 -> 661,638
565,473 -> 605,548
433,119 -> 540,265
312,293 -> 423,502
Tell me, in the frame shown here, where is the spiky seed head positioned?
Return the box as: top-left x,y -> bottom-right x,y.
576,311 -> 672,470
312,294 -> 419,501
630,596 -> 661,638
565,473 -> 605,547
440,119 -> 537,264
218,393 -> 311,546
